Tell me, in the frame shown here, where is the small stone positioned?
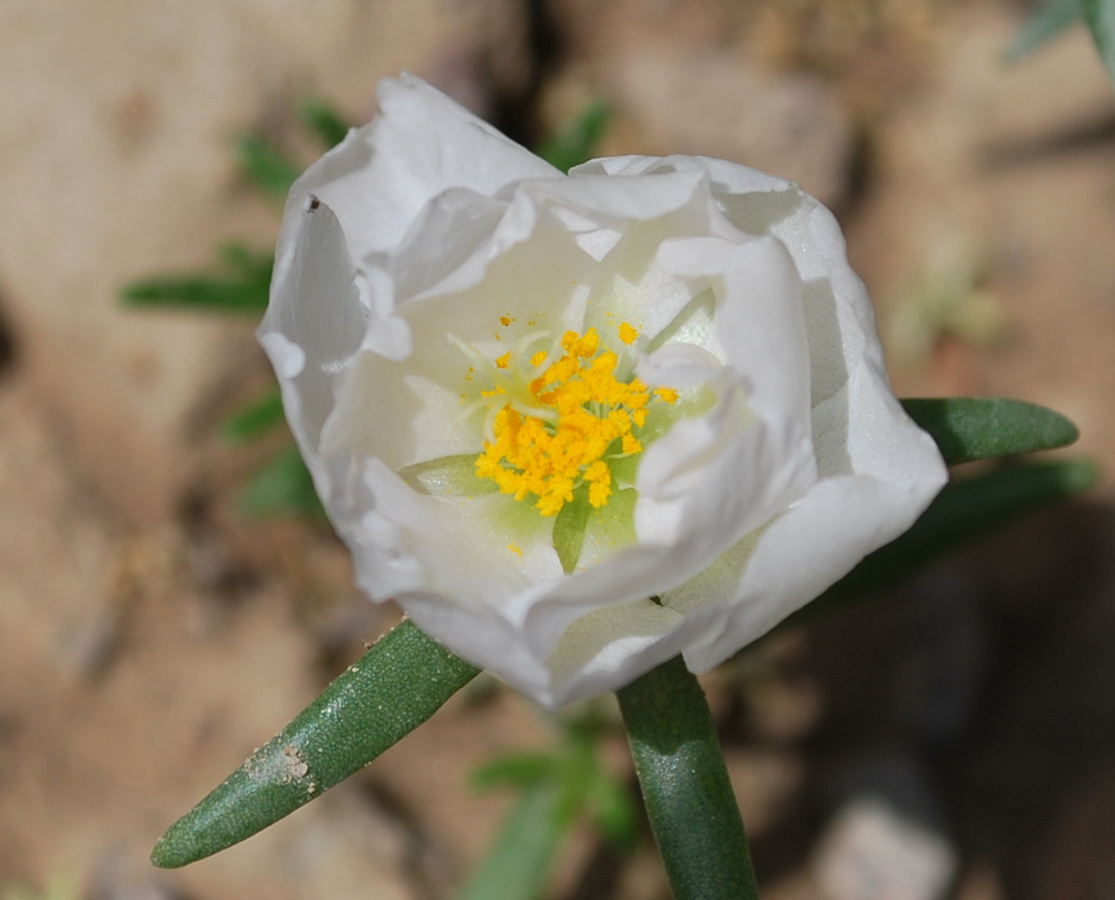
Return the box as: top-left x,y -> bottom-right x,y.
812,799 -> 958,900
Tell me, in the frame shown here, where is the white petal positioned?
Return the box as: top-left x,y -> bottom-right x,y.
679,363 -> 946,672
282,73 -> 560,266
260,196 -> 368,466
657,234 -> 812,427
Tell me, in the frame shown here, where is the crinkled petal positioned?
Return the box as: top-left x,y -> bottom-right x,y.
262,77 -> 948,707
676,357 -> 946,671
260,196 -> 368,479
281,73 -> 560,267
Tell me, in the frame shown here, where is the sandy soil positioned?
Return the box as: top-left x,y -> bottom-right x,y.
2,2 -> 1114,899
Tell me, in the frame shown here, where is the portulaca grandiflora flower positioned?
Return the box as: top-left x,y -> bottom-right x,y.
261,74 -> 948,707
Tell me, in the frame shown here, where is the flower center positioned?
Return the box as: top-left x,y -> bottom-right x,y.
472,324 -> 677,516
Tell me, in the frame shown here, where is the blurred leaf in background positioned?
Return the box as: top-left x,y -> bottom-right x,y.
1005,0 -> 1115,81
238,445 -> 324,519
1083,0 -> 1115,78
460,712 -> 636,900
2,878 -> 79,900
536,98 -> 610,174
121,242 -> 272,316
887,237 -> 1006,367
235,133 -> 302,202
1004,0 -> 1083,63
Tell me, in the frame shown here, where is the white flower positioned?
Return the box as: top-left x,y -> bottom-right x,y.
261,74 -> 947,707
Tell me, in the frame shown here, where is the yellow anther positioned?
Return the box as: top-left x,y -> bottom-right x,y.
474,322 -> 676,516
500,315 -> 512,326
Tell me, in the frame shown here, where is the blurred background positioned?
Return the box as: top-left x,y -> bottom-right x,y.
2,1 -> 1114,899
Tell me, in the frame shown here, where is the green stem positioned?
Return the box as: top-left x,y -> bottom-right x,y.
617,656 -> 760,900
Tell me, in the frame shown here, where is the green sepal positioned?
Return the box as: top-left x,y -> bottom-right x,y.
553,487 -> 592,574
151,619 -> 480,868
901,397 -> 1079,465
398,454 -> 499,497
616,656 -> 760,900
783,458 -> 1100,629
221,389 -> 286,444
1083,0 -> 1115,79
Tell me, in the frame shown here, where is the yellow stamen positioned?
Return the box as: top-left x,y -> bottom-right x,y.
474,324 -> 677,516
619,322 -> 639,344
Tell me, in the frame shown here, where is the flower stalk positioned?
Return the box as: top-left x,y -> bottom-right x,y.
617,656 -> 761,900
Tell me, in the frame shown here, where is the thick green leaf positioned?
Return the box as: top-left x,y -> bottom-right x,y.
151,620 -> 480,868
616,656 -> 760,900
299,99 -> 351,149
783,458 -> 1100,629
901,397 -> 1079,465
457,781 -> 571,900
239,446 -> 324,518
1083,0 -> 1115,78
221,389 -> 286,444
236,133 -> 302,201
536,98 -> 611,174
1004,0 -> 1083,63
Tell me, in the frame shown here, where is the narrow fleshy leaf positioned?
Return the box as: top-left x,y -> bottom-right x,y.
300,99 -> 351,149
239,446 -> 324,518
1083,0 -> 1115,78
1004,0 -> 1083,63
901,397 -> 1079,465
457,781 -> 571,900
616,656 -> 760,900
536,98 -> 611,174
236,133 -> 302,201
553,489 -> 591,574
151,620 -> 480,869
221,389 -> 286,443
783,458 -> 1100,629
